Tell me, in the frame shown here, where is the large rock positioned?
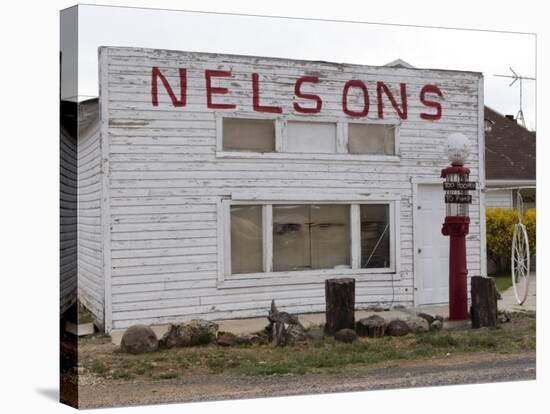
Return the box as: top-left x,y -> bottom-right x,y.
334,328 -> 357,343
120,325 -> 158,354
430,320 -> 443,331
217,332 -> 237,347
416,312 -> 435,325
180,320 -> 218,346
386,319 -> 411,337
356,315 -> 386,338
248,333 -> 270,346
158,324 -> 180,349
159,320 -> 218,348
406,317 -> 430,333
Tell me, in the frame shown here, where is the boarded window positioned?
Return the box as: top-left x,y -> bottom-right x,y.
360,204 -> 390,268
348,123 -> 395,155
223,118 -> 275,152
273,205 -> 350,271
230,205 -> 263,274
285,121 -> 337,153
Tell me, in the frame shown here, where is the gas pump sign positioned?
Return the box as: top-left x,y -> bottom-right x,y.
444,194 -> 472,204
443,182 -> 477,191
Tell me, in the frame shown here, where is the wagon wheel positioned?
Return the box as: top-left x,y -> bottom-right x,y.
511,222 -> 530,305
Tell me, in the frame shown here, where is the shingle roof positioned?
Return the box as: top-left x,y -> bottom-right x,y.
484,106 -> 536,181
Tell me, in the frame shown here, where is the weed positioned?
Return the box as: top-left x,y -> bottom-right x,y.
89,360 -> 108,375
111,370 -> 131,380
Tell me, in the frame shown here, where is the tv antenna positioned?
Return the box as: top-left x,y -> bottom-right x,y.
494,67 -> 535,128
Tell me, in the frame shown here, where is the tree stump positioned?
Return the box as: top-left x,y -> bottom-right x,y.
325,278 -> 355,335
356,315 -> 386,337
470,276 -> 498,328
267,300 -> 307,346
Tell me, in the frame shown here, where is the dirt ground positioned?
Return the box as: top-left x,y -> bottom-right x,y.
77,351 -> 535,408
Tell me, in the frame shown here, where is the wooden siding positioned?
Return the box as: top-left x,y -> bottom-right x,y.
77,100 -> 104,326
485,189 -> 512,209
60,124 -> 78,316
100,47 -> 483,330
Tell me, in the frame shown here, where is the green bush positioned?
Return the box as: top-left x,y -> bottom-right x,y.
524,208 -> 536,256
486,208 -> 536,273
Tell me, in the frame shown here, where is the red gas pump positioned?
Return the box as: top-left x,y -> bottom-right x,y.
441,133 -> 476,321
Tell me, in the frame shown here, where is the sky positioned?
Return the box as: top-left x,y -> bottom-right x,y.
66,4 -> 536,130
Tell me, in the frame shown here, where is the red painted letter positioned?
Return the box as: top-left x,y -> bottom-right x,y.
205,70 -> 236,109
252,73 -> 282,113
377,82 -> 408,119
293,76 -> 322,114
151,66 -> 187,107
342,80 -> 370,117
420,85 -> 443,120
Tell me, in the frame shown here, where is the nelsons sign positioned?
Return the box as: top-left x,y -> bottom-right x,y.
150,67 -> 444,120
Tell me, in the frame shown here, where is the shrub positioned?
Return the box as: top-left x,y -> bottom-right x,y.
486,208 -> 536,273
523,208 -> 536,256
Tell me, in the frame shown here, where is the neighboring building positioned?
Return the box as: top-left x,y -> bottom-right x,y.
484,106 -> 536,210
60,98 -> 102,325
71,47 -> 486,332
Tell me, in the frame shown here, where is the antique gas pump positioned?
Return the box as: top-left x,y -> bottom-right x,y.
441,133 -> 476,321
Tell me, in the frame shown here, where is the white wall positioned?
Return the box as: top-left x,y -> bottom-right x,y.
99,47 -> 483,330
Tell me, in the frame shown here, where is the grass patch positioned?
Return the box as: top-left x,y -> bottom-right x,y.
111,369 -> 132,380
493,274 -> 513,295
154,371 -> 180,380
89,360 -> 108,375
80,313 -> 535,380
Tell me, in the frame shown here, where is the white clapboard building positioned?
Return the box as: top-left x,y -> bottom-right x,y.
77,46 -> 486,332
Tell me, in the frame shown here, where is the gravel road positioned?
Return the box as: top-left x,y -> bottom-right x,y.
78,351 -> 535,408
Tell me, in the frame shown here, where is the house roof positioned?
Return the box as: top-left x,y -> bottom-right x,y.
484,106 -> 536,181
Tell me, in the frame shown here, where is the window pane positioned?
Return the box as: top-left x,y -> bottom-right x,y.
360,204 -> 390,268
286,121 -> 337,153
223,118 -> 275,152
273,205 -> 350,271
348,123 -> 395,155
273,205 -> 310,271
230,205 -> 263,274
310,205 -> 350,269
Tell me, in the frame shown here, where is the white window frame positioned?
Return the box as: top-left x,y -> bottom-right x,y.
215,113 -> 400,162
215,113 -> 282,154
345,119 -> 401,157
218,196 -> 400,288
281,117 -> 345,154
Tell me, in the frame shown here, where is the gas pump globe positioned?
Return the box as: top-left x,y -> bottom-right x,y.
441,133 -> 476,321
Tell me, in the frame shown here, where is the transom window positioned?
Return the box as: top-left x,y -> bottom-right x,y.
348,123 -> 396,155
225,202 -> 395,276
222,118 -> 275,152
284,121 -> 337,153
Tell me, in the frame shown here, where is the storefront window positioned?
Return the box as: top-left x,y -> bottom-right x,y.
230,205 -> 263,273
360,204 -> 390,268
272,204 -> 350,271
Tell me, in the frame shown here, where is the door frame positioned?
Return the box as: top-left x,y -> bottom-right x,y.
412,177 -> 445,306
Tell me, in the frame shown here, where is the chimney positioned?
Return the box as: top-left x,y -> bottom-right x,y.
505,115 -> 516,122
